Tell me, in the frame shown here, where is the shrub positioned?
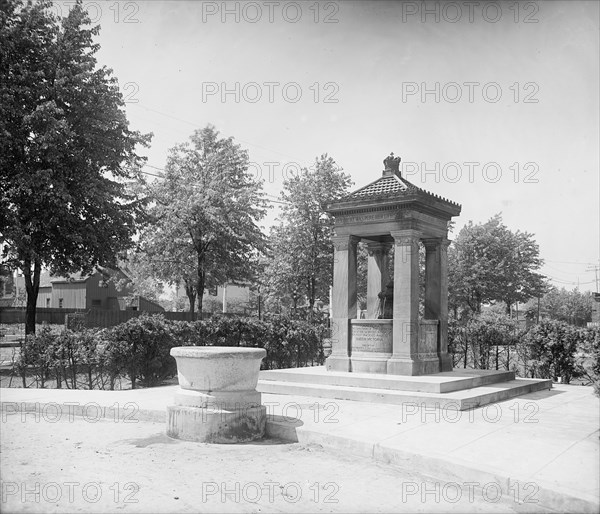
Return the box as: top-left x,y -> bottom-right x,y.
182,314 -> 326,370
169,320 -> 197,347
12,313 -> 328,389
520,320 -> 582,383
105,314 -> 177,388
53,330 -> 79,389
574,326 -> 600,396
448,312 -> 518,370
16,325 -> 56,388
251,314 -> 324,369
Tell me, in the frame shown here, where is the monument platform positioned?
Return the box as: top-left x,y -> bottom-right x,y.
257,367 -> 552,410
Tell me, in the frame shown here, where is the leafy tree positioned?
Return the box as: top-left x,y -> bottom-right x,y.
263,155 -> 351,320
263,223 -> 305,316
111,254 -> 165,306
139,125 -> 267,318
0,1 -> 151,333
524,286 -> 593,327
498,228 -> 547,313
448,214 -> 546,317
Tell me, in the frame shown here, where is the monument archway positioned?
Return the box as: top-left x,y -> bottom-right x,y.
326,153 -> 461,376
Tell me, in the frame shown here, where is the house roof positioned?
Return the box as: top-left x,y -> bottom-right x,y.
50,272 -> 89,284
49,266 -> 126,285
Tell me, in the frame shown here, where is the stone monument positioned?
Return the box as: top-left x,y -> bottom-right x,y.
326,152 -> 461,376
259,154 -> 551,408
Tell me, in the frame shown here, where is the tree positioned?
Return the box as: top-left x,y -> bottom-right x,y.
263,223 -> 305,316
497,228 -> 547,314
524,286 -> 593,327
139,125 -> 267,318
111,253 -> 165,306
448,214 -> 546,318
0,1 -> 151,333
263,155 -> 352,320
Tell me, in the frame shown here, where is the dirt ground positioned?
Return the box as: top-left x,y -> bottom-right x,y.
0,414 -> 549,513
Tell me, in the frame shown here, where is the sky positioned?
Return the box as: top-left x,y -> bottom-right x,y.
64,0 -> 599,293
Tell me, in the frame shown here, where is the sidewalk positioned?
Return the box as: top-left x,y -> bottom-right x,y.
1,382 -> 598,512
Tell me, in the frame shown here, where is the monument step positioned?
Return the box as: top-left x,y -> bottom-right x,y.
257,377 -> 552,411
259,367 -> 516,393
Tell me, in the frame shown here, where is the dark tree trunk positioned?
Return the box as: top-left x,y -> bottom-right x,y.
196,254 -> 205,321
463,327 -> 468,368
185,281 -> 196,320
23,258 -> 41,335
258,292 -> 262,320
130,338 -> 137,390
307,277 -> 316,322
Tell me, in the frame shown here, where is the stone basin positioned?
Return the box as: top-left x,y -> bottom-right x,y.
171,346 -> 266,393
167,346 -> 267,443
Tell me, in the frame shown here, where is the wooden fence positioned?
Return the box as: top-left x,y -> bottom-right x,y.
0,308 -> 200,328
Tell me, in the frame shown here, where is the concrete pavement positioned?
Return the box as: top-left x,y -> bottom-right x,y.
1,381 -> 598,512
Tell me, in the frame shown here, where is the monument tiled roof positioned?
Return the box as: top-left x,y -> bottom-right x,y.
349,174 -> 417,198
344,172 -> 459,207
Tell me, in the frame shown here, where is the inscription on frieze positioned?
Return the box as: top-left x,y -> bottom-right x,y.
337,211 -> 397,225
351,322 -> 393,353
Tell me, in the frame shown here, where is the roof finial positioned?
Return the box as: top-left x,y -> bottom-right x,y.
383,152 -> 401,177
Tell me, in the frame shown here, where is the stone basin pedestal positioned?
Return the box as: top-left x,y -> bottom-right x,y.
166,347 -> 267,443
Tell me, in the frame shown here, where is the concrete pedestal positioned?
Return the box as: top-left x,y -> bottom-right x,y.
166,347 -> 266,443
167,404 -> 266,444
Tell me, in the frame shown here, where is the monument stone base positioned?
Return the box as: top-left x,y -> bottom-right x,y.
350,355 -> 391,373
439,352 -> 453,372
325,355 -> 351,372
386,356 -> 441,376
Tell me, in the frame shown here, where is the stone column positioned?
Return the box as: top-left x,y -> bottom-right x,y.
386,230 -> 420,375
423,239 -> 441,320
366,242 -> 391,319
439,238 -> 452,371
422,238 -> 452,372
326,234 -> 359,372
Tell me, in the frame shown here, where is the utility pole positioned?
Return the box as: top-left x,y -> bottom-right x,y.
586,263 -> 600,292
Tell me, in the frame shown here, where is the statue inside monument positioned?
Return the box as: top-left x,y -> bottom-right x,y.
376,281 -> 394,319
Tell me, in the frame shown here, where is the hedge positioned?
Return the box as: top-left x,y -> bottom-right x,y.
14,313 -> 327,389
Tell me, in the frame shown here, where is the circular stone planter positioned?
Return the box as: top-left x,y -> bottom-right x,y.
166,346 -> 267,444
